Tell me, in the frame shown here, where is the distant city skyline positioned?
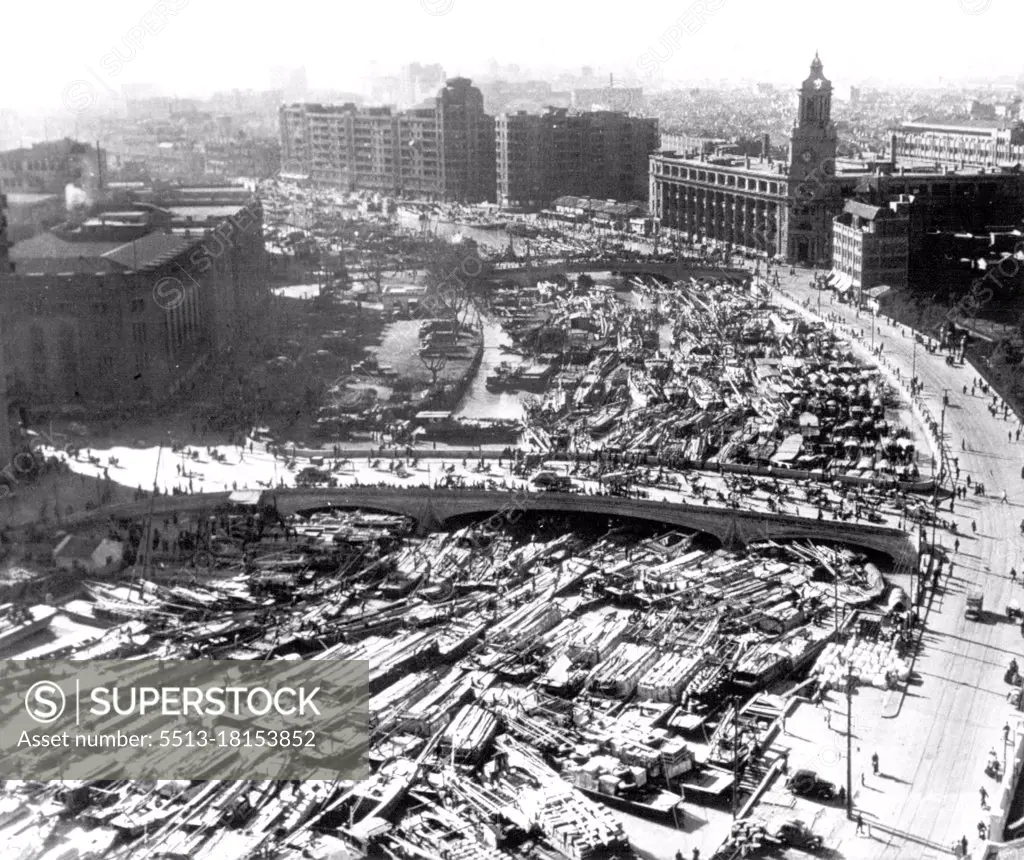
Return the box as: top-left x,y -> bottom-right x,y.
3,0 -> 1024,114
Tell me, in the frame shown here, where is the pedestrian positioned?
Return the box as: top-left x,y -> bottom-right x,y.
1013,568 -> 1018,583
963,439 -> 967,451
972,520 -> 978,533
692,849 -> 700,860
955,538 -> 961,553
962,835 -> 969,856
980,786 -> 988,807
1005,722 -> 1011,743
860,771 -> 865,786
856,812 -> 865,835
871,752 -> 879,775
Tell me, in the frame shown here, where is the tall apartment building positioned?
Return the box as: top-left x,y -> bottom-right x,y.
279,78 -> 495,203
496,109 -> 658,210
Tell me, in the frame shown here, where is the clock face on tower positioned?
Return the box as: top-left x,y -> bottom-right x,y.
813,77 -> 824,90
801,149 -> 815,164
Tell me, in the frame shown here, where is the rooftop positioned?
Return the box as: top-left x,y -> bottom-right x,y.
653,151 -> 787,177
167,203 -> 252,221
10,229 -> 204,274
902,115 -> 1019,131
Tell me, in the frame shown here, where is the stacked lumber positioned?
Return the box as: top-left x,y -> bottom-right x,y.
488,599 -> 563,647
588,642 -> 659,698
398,668 -> 493,738
440,704 -> 499,764
637,650 -> 701,702
369,671 -> 434,730
565,608 -> 631,667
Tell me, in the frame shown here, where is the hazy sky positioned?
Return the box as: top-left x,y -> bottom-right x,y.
6,0 -> 1023,112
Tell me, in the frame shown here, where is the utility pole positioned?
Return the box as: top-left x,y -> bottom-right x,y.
731,694 -> 739,818
846,664 -> 853,819
834,571 -> 839,634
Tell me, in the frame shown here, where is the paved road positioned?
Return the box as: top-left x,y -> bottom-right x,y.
778,268 -> 1024,859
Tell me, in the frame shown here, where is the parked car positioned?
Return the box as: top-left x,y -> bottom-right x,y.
773,818 -> 823,851
786,769 -> 837,800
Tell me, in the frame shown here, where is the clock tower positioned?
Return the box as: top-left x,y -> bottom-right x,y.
781,53 -> 841,265
788,52 -> 837,180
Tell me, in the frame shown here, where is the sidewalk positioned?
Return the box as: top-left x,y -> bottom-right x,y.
771,265 -> 1024,857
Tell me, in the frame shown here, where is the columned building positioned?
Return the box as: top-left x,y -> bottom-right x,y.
650,54 -> 843,265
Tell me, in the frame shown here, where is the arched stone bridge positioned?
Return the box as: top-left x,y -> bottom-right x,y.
63,486 -> 917,568
287,487 -> 915,566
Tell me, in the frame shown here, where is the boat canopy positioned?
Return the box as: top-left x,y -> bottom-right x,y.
770,434 -> 804,465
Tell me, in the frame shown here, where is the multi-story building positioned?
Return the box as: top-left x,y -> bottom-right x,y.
496,109 -> 658,210
832,199 -> 910,294
855,165 -> 1024,257
892,117 -> 1024,167
0,139 -> 106,195
279,78 -> 495,202
1,185 -> 268,415
496,112 -> 548,210
650,54 -> 843,264
437,78 -> 496,204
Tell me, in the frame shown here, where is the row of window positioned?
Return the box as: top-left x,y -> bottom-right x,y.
654,163 -> 780,194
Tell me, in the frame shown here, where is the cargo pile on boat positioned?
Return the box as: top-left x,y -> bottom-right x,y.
486,275 -> 926,489
0,507 -> 897,859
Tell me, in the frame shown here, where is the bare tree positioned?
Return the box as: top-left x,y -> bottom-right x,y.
420,351 -> 448,387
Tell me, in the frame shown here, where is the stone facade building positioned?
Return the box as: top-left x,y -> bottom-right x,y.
650,54 -> 843,265
1,185 -> 268,424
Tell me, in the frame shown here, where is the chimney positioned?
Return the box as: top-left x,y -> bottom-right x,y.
890,133 -> 897,166
761,133 -> 770,161
745,155 -> 751,169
